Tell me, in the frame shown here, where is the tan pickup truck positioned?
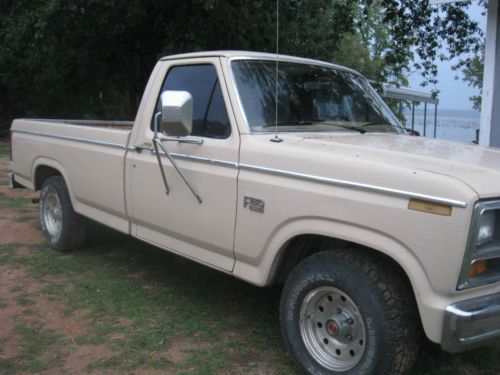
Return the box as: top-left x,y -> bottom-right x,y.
9,51 -> 500,374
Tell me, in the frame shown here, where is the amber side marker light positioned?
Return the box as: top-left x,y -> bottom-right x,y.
468,260 -> 488,279
408,198 -> 452,216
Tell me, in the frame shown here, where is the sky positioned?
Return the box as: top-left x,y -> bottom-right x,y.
406,3 -> 486,111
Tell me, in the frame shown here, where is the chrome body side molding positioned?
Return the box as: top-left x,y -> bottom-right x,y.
12,129 -> 127,150
169,152 -> 238,168
136,145 -> 238,169
238,163 -> 467,208
12,129 -> 467,208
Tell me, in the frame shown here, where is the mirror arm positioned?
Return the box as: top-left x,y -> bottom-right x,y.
153,139 -> 170,195
153,113 -> 202,204
153,113 -> 170,195
155,139 -> 203,204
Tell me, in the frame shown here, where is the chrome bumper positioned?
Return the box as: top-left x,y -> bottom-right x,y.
442,291 -> 500,352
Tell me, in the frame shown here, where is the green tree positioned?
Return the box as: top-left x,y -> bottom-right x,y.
0,0 -> 486,133
461,47 -> 484,110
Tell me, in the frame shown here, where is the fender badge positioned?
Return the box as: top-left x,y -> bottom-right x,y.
244,196 -> 265,213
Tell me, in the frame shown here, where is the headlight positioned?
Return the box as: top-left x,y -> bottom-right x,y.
458,200 -> 500,290
477,210 -> 496,246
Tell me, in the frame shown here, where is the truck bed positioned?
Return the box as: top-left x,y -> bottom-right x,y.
11,118 -> 133,234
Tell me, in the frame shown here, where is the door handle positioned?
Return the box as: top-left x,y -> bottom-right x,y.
160,135 -> 204,145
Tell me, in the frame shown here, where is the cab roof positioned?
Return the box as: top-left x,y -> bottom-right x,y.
160,50 -> 360,75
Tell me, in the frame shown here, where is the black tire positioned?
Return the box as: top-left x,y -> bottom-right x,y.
280,249 -> 421,375
39,176 -> 87,251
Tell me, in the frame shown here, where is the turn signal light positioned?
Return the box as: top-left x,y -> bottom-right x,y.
408,199 -> 452,216
468,260 -> 487,279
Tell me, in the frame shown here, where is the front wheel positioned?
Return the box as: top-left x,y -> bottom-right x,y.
280,249 -> 420,375
39,176 -> 87,251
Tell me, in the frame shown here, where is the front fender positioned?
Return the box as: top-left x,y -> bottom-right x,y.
233,216 -> 446,342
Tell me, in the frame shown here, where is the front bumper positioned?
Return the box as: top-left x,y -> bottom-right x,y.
442,291 -> 500,352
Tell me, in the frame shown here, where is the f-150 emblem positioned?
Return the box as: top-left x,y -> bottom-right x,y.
244,196 -> 265,213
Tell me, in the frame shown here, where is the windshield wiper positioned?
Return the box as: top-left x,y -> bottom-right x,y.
262,120 -> 313,128
321,122 -> 366,134
336,124 -> 366,134
261,120 -> 366,134
361,121 -> 395,127
361,121 -> 405,131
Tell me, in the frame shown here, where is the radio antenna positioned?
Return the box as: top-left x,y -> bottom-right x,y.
271,0 -> 283,143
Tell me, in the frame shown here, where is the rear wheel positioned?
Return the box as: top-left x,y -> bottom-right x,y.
280,249 -> 420,374
39,176 -> 87,251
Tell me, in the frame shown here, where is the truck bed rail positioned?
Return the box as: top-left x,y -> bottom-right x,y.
19,119 -> 134,129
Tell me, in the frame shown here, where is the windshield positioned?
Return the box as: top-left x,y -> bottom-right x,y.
231,59 -> 404,134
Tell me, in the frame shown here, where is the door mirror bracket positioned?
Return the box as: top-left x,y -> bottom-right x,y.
152,91 -> 202,204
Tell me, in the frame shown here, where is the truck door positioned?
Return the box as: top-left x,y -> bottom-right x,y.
127,58 -> 239,271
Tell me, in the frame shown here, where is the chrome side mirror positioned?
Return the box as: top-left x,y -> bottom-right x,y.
158,90 -> 193,137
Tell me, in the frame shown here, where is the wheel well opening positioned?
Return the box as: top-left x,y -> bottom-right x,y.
271,235 -> 347,285
271,235 -> 414,294
35,165 -> 62,191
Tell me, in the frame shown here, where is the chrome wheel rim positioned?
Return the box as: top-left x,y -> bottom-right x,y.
43,188 -> 62,238
299,286 -> 366,371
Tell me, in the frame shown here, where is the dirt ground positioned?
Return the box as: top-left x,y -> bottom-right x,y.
0,158 -> 108,373
0,158 -> 188,374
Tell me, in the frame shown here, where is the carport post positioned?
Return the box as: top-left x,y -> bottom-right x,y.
411,102 -> 415,131
433,103 -> 438,138
423,103 -> 427,137
480,0 -> 500,147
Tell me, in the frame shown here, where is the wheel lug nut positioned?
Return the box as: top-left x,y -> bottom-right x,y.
336,308 -> 342,314
346,334 -> 353,340
347,318 -> 354,325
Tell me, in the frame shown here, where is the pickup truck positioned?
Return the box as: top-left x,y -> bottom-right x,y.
10,51 -> 500,374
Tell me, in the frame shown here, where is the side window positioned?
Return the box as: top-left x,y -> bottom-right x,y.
152,64 -> 231,139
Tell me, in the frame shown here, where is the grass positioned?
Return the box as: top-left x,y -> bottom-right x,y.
0,139 -> 8,158
14,323 -> 65,372
16,295 -> 34,306
0,228 -> 295,373
0,192 -> 33,211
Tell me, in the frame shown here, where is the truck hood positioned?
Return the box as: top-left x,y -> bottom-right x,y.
295,133 -> 500,198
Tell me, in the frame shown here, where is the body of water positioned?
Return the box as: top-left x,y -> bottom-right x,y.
402,108 -> 480,144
